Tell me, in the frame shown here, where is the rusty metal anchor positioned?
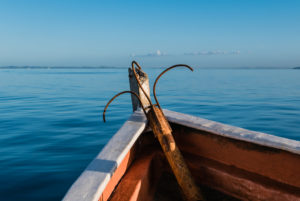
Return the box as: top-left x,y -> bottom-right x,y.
103,61 -> 205,201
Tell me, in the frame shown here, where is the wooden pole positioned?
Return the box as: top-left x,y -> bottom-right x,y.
128,68 -> 151,111
147,105 -> 205,201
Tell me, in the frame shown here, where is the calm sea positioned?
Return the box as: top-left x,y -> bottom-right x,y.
0,68 -> 299,200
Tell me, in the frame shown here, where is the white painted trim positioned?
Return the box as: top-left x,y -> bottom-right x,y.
164,109 -> 300,155
62,110 -> 147,201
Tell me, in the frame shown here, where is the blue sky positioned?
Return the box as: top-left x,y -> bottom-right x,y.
0,0 -> 299,67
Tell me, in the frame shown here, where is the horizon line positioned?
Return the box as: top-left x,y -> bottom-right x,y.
0,66 -> 299,69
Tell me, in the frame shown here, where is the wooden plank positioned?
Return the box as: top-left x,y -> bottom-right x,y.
109,151 -> 164,201
163,109 -> 300,154
173,126 -> 300,187
186,155 -> 300,201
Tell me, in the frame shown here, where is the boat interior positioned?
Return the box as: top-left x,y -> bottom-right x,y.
102,127 -> 243,201
100,123 -> 299,201
63,110 -> 300,201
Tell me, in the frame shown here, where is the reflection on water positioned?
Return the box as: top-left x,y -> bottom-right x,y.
0,68 -> 299,200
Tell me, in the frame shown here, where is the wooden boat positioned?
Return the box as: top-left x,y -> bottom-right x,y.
63,64 -> 300,201
63,109 -> 300,201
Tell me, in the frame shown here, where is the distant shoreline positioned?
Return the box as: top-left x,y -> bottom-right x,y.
0,66 -> 297,70
0,66 -> 126,69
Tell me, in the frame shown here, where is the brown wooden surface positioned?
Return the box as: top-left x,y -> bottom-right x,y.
101,124 -> 300,201
108,150 -> 164,201
97,114 -> 300,201
98,146 -> 137,201
172,123 -> 300,201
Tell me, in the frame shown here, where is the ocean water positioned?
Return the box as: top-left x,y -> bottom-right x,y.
0,68 -> 299,200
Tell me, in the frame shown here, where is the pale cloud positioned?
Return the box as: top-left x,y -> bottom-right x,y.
130,50 -> 167,57
131,50 -> 240,57
184,50 -> 240,56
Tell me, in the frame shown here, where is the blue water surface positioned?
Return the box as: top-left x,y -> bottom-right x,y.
0,68 -> 299,200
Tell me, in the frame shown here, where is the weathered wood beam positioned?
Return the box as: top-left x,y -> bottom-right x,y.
128,67 -> 150,112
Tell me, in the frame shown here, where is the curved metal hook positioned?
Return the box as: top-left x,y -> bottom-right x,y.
131,61 -> 153,105
103,90 -> 147,122
153,64 -> 194,109
131,60 -> 142,70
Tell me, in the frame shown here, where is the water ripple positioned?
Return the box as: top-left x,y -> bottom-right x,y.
0,68 -> 299,200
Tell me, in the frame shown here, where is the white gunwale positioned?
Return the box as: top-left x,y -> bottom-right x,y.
62,110 -> 147,201
63,109 -> 300,201
163,109 -> 300,155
